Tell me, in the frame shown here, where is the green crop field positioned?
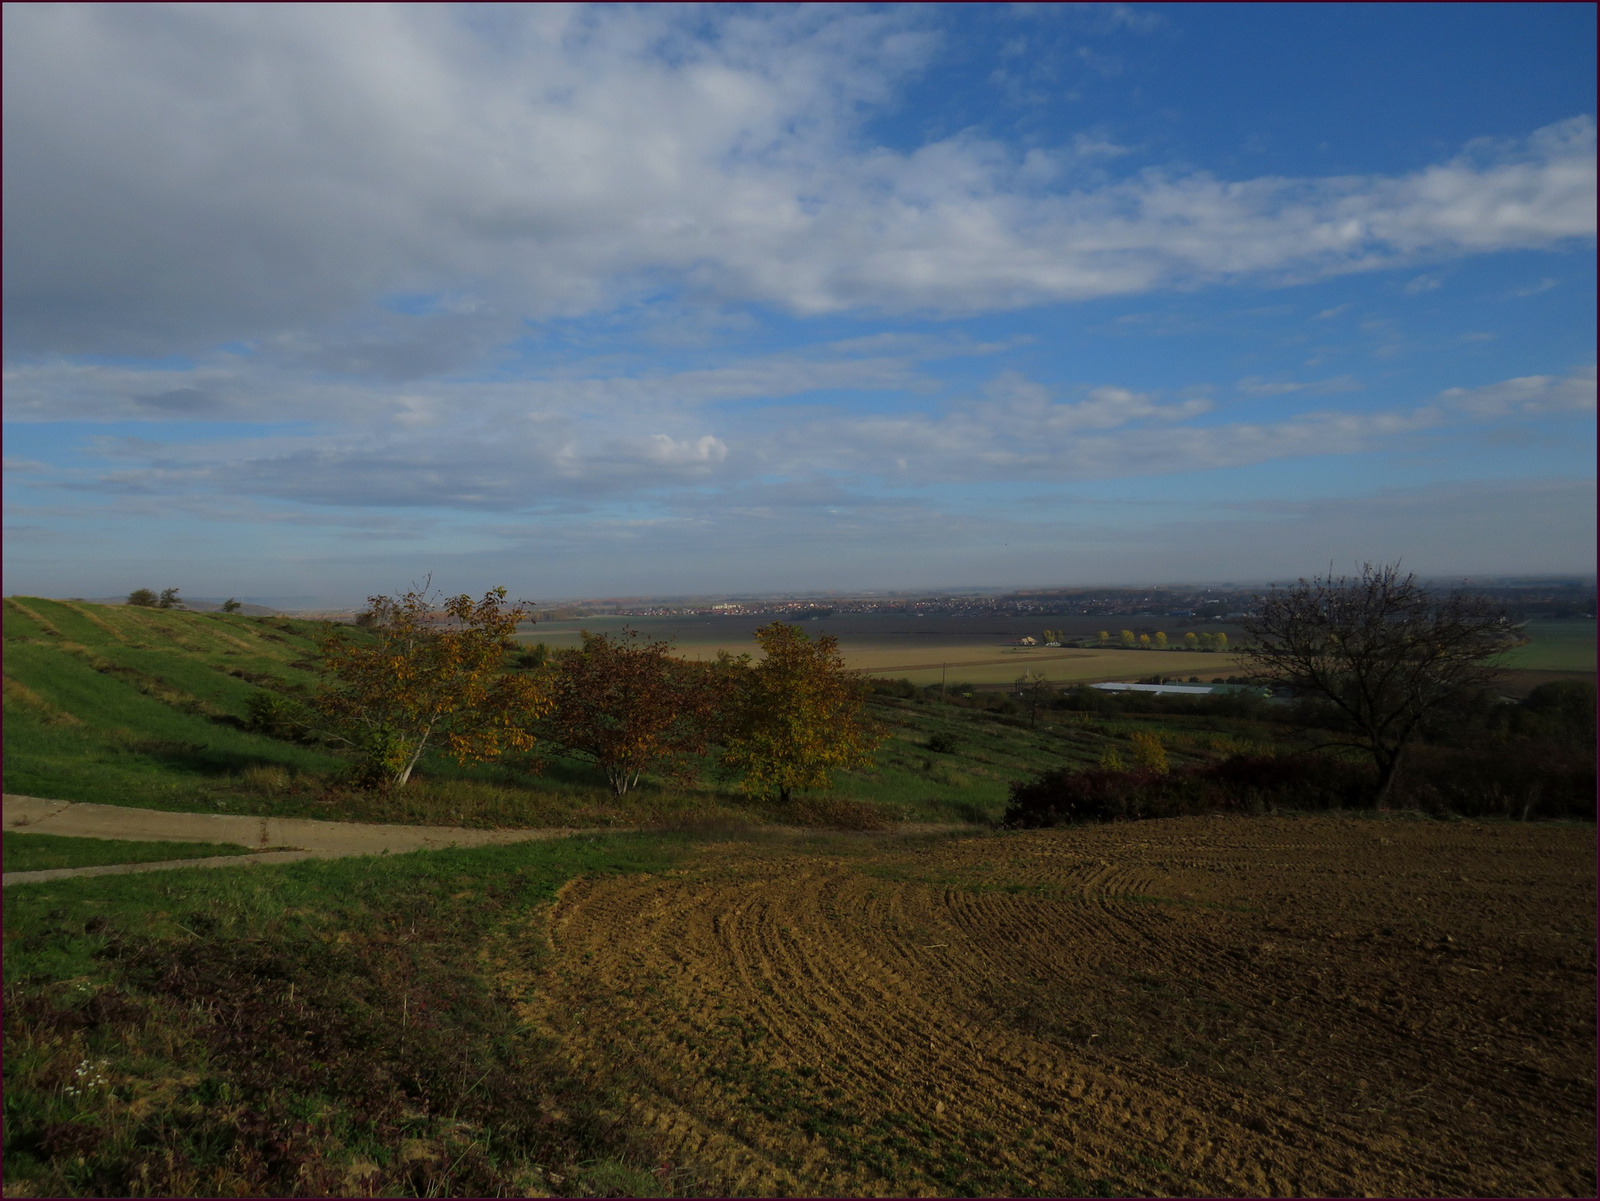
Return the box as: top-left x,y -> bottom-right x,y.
1496,618 -> 1597,672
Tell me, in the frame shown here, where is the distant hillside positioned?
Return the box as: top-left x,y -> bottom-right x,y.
80,596 -> 282,616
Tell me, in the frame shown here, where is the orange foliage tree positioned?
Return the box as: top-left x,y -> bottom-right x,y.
720,622 -> 886,804
316,586 -> 548,787
546,628 -> 728,796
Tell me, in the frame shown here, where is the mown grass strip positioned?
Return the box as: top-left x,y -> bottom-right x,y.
3,833 -> 257,874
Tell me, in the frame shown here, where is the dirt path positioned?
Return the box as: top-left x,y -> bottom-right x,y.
2,794 -> 604,886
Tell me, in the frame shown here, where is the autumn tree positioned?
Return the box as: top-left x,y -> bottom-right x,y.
1240,563 -> 1522,807
1119,629 -> 1136,647
720,622 -> 887,804
1098,631 -> 1111,646
546,628 -> 726,796
1154,631 -> 1168,649
1183,631 -> 1199,649
316,585 -> 548,787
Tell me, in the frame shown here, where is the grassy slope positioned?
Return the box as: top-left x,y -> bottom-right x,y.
3,834 -> 255,873
2,597 -> 1288,829
3,597 -> 344,810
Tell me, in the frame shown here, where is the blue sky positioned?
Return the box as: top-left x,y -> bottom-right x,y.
4,2 -> 1595,605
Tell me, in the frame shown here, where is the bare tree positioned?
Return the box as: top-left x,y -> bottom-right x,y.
1014,669 -> 1051,728
1240,563 -> 1523,807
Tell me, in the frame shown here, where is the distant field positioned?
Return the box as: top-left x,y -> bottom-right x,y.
1496,618 -> 1596,672
525,613 -> 1594,687
523,615 -> 1246,686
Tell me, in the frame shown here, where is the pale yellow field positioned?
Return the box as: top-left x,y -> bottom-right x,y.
842,645 -> 1244,686
523,623 -> 1242,687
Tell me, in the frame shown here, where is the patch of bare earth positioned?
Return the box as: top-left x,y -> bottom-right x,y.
499,816 -> 1595,1197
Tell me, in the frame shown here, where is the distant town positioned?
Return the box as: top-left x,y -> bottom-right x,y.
532,578 -> 1597,624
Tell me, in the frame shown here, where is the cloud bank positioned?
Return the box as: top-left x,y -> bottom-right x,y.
5,4 -> 1594,359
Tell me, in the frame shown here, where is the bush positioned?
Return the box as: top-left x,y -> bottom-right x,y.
1492,680 -> 1597,748
244,691 -> 316,742
126,588 -> 158,608
870,677 -> 918,699
1004,754 -> 1374,828
1399,743 -> 1596,821
1006,742 -> 1596,828
926,733 -> 958,754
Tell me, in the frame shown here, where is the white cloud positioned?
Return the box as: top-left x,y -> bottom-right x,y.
638,434 -> 729,469
1437,365 -> 1596,418
1404,274 -> 1442,293
18,361 -> 1593,515
4,5 -> 1593,358
1510,277 -> 1560,297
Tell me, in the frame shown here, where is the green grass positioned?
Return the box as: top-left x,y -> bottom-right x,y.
1495,618 -> 1597,672
3,833 -> 256,873
3,832 -> 689,1197
3,597 -> 348,813
1,596 -> 1298,833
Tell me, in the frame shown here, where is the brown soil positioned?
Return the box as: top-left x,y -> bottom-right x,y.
499,815 -> 1596,1197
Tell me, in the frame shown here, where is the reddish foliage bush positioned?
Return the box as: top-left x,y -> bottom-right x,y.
1004,754 -> 1374,828
1006,744 -> 1595,828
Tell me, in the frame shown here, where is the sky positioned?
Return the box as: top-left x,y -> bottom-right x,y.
3,2 -> 1596,606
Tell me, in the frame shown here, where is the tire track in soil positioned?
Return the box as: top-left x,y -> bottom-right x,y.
503,817 -> 1595,1198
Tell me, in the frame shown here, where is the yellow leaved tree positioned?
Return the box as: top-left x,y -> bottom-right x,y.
317,585 -> 549,787
720,622 -> 886,804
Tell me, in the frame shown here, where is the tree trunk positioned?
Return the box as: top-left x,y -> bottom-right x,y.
394,736 -> 429,787
778,786 -> 791,805
1372,747 -> 1404,810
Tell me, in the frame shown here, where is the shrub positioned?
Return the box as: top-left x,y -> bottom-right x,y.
1004,753 -> 1373,828
926,733 -> 958,754
244,691 -> 315,741
871,677 -> 919,699
1127,731 -> 1169,774
1493,680 -> 1597,748
125,588 -> 158,607
1399,743 -> 1596,821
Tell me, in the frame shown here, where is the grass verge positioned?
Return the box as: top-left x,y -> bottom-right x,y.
4,835 -> 256,874
3,834 -> 687,1198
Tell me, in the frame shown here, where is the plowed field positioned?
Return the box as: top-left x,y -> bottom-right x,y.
498,817 -> 1596,1197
